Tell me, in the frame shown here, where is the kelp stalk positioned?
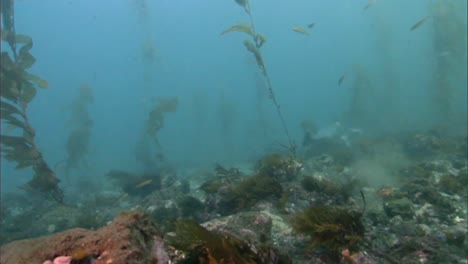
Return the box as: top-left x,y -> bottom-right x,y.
228,0 -> 296,155
1,0 -> 63,202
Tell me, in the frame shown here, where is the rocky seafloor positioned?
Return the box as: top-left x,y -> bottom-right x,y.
0,130 -> 467,264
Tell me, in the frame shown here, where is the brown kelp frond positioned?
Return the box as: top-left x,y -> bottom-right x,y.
146,96 -> 178,145
244,39 -> 265,73
136,97 -> 178,171
221,22 -> 255,37
225,1 -> 296,155
1,0 -> 63,202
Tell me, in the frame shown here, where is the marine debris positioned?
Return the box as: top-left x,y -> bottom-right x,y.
1,0 -> 63,202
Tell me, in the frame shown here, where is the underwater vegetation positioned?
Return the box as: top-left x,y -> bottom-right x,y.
167,220 -> 261,264
146,97 -> 178,146
301,175 -> 358,202
430,0 -> 468,129
209,154 -> 302,215
222,0 -> 295,155
0,0 -> 63,202
0,1 -> 466,263
62,84 -> 94,179
344,64 -> 378,129
291,206 -> 365,262
135,96 -> 178,171
217,171 -> 283,215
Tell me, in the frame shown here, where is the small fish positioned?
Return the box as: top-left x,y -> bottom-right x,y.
338,74 -> 346,86
410,16 -> 431,31
307,23 -> 315,29
113,193 -> 128,205
135,179 -> 153,188
292,26 -> 309,35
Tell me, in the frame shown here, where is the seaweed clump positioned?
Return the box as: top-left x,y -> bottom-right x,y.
255,153 -> 303,181
207,154 -> 303,215
291,206 -> 365,261
301,176 -> 357,201
218,172 -> 283,215
0,0 -> 63,202
168,220 -> 261,264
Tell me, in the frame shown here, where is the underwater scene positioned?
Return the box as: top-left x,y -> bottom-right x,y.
0,0 -> 467,263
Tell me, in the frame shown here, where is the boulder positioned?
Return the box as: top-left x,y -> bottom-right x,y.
0,210 -> 163,264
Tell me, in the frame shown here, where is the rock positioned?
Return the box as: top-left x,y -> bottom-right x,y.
200,210 -> 293,263
202,211 -> 273,245
0,210 -> 163,264
444,225 -> 467,247
384,198 -> 414,220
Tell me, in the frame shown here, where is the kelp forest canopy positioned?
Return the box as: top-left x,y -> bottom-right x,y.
1,0 -> 63,202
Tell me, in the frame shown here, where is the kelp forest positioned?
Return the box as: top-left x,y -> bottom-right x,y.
0,0 -> 466,263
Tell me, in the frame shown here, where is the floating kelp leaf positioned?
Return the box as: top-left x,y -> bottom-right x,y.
0,135 -> 28,146
25,72 -> 49,89
23,126 -> 35,144
17,50 -> 36,69
1,52 -> 15,71
21,82 -> 37,104
244,39 -> 256,53
244,39 -> 265,72
23,126 -> 36,138
1,83 -> 21,102
18,38 -> 33,54
3,33 -> 33,45
1,100 -> 24,116
3,114 -> 26,130
254,33 -> 266,48
16,39 -> 35,69
17,148 -> 41,161
15,159 -> 36,170
15,34 -> 33,45
221,22 -> 254,37
8,82 -> 21,99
